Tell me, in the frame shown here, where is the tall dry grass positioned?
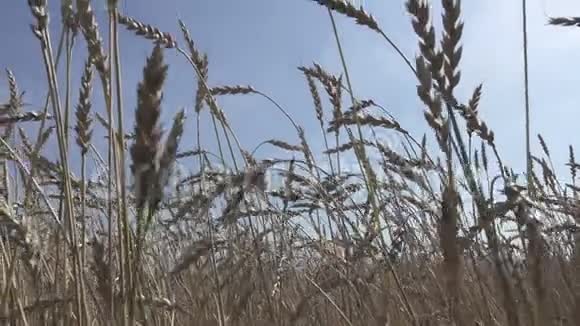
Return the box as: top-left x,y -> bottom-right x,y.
1,0 -> 579,325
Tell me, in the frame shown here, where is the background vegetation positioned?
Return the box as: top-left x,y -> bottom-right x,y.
1,0 -> 579,325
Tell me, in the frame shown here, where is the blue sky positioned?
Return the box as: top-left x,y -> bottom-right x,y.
2,0 -> 580,182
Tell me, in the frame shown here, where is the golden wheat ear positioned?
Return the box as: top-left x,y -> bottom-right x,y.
150,108 -> 186,212
130,44 -> 167,210
76,0 -> 108,76
310,0 -> 381,33
118,14 -> 177,48
74,60 -> 94,155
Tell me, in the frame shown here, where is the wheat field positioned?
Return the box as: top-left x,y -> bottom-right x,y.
1,0 -> 580,325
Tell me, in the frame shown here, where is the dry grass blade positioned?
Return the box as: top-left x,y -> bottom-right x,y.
0,137 -> 62,227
